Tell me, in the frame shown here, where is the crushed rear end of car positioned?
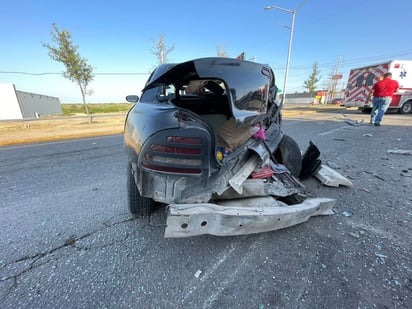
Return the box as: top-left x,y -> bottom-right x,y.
124,57 -> 338,238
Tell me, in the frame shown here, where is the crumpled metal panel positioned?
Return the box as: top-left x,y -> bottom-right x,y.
215,178 -> 300,199
164,197 -> 336,238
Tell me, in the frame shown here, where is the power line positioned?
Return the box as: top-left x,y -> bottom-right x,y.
2,50 -> 412,76
0,71 -> 150,76
289,50 -> 412,71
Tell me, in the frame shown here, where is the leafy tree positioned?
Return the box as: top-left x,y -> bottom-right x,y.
43,23 -> 94,120
303,62 -> 321,96
151,35 -> 174,64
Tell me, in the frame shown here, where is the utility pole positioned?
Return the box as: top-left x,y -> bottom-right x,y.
329,56 -> 341,103
264,0 -> 308,106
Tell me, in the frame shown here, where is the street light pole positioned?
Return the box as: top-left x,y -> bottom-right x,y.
283,10 -> 295,106
264,0 -> 307,105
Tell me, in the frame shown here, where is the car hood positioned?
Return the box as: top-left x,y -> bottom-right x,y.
144,57 -> 277,126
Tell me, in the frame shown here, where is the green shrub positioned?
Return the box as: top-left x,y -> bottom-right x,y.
61,103 -> 134,115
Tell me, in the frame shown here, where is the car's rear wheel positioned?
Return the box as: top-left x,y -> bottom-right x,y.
399,101 -> 412,114
127,161 -> 155,217
274,134 -> 302,177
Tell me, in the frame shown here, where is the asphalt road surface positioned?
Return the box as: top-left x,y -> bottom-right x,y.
1,110 -> 411,308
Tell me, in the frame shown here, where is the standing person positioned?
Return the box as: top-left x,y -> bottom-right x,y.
369,72 -> 399,126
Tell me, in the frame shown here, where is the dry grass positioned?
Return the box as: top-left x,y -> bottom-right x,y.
0,105 -> 347,146
0,115 -> 126,146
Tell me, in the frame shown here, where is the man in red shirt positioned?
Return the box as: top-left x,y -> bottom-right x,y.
369,72 -> 399,126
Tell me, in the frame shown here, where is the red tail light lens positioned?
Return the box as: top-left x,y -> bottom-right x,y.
142,135 -> 205,175
144,153 -> 201,166
167,136 -> 202,144
142,163 -> 202,174
150,144 -> 202,155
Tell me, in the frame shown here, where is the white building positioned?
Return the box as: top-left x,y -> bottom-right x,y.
0,84 -> 62,120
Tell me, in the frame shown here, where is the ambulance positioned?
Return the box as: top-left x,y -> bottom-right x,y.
342,60 -> 412,113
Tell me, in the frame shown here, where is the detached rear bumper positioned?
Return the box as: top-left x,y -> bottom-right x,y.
164,197 -> 336,238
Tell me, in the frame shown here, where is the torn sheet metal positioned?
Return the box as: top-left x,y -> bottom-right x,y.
216,178 -> 301,199
315,164 -> 353,187
164,197 -> 336,238
228,155 -> 260,194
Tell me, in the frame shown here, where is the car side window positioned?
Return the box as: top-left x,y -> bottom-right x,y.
157,84 -> 176,102
164,85 -> 175,96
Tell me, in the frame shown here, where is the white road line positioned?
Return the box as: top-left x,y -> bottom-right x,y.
180,242 -> 237,305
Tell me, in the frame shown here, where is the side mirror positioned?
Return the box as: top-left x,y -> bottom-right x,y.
126,95 -> 139,103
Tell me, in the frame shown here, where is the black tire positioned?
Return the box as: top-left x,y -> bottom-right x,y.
399,101 -> 412,114
127,161 -> 155,217
362,107 -> 372,113
274,134 -> 302,177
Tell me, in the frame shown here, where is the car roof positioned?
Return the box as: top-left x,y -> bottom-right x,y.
144,57 -> 276,126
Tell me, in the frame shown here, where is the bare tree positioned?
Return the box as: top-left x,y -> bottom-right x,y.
217,44 -> 228,57
151,35 -> 174,64
43,23 -> 94,120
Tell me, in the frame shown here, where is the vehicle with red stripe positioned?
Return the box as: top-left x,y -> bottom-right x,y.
342,60 -> 412,114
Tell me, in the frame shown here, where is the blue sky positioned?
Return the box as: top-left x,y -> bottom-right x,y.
1,0 -> 412,103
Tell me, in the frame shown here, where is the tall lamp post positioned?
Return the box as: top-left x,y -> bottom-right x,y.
264,0 -> 307,105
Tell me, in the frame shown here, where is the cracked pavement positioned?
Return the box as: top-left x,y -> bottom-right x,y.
0,110 -> 411,308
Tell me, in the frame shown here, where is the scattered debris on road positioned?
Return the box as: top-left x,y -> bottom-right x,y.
315,165 -> 353,187
387,149 -> 412,155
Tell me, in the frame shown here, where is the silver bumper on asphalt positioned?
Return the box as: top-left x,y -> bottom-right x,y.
164,197 -> 336,238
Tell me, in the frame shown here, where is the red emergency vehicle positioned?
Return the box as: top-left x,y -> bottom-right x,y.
342,60 -> 412,113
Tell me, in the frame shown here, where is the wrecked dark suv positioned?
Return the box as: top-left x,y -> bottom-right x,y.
124,57 -> 335,238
